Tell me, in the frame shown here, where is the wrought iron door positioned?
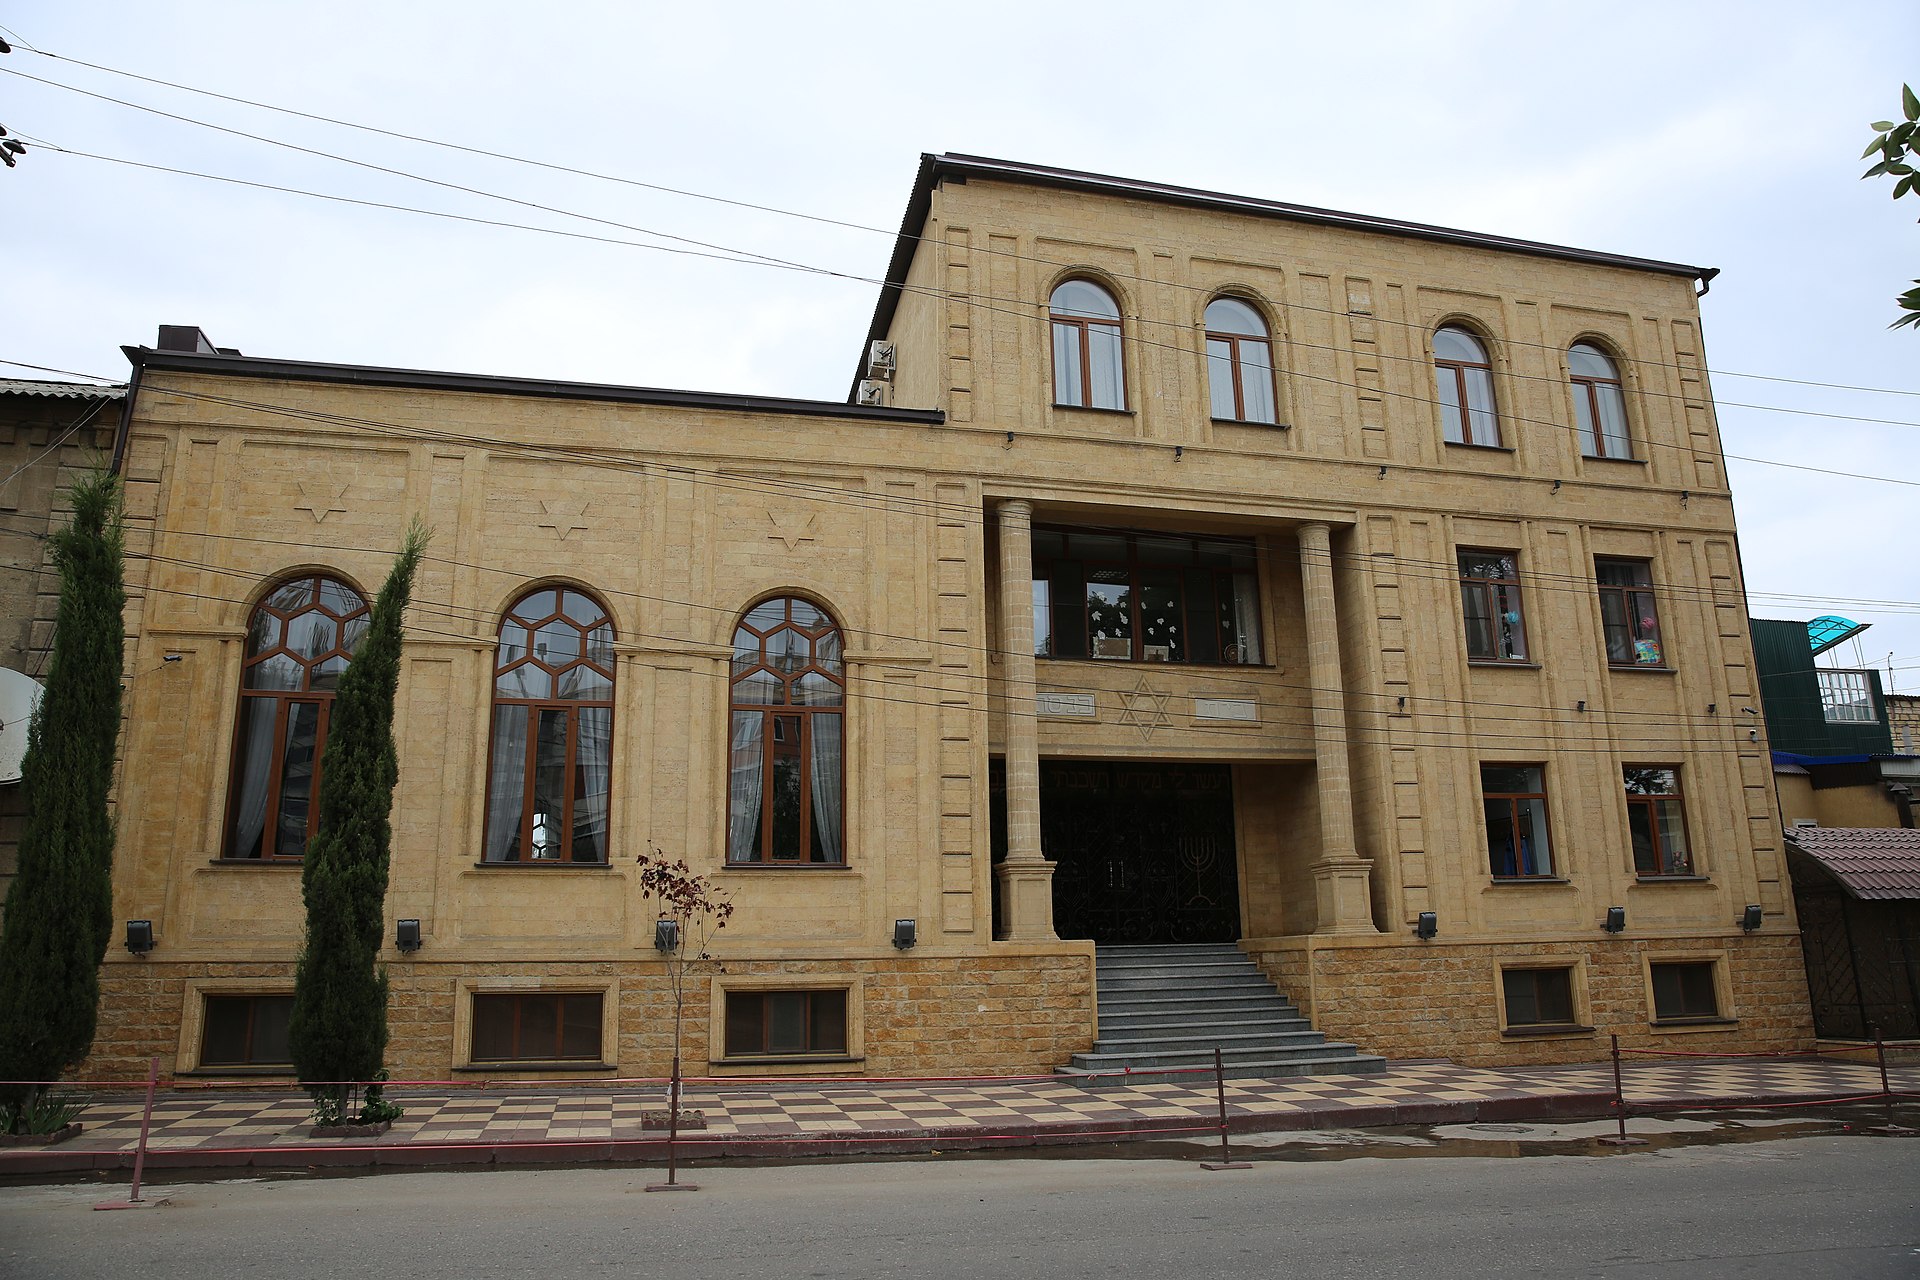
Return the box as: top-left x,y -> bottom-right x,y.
1797,892 -> 1920,1040
1040,761 -> 1240,943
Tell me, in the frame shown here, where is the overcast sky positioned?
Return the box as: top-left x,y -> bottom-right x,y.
4,2 -> 1916,689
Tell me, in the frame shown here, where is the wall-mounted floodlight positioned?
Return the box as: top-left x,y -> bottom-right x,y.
1414,911 -> 1438,940
396,919 -> 422,953
893,919 -> 917,950
654,918 -> 680,953
1603,906 -> 1626,934
125,920 -> 155,955
1740,905 -> 1763,933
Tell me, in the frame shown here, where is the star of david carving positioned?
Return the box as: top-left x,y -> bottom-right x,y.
293,481 -> 350,524
538,498 -> 592,541
1118,675 -> 1173,741
767,510 -> 818,552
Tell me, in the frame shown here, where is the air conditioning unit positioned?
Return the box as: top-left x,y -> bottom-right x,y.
1793,819 -> 1819,828
865,340 -> 897,382
856,379 -> 890,407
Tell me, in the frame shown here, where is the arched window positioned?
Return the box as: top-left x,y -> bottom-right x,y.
225,574 -> 369,860
1433,326 -> 1499,446
1204,298 -> 1276,423
482,588 -> 614,863
1049,280 -> 1126,410
1569,342 -> 1631,459
727,597 -> 844,865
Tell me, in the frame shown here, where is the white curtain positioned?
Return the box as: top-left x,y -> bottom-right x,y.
574,707 -> 611,863
809,712 -> 843,864
726,710 -> 764,862
230,699 -> 276,857
484,704 -> 529,861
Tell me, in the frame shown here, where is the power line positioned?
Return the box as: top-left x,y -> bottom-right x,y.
13,42 -> 1920,403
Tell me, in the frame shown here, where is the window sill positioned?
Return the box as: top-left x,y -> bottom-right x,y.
454,1061 -> 617,1073
208,858 -> 303,868
470,860 -> 615,870
1468,659 -> 1539,669
1500,1024 -> 1595,1039
1581,453 -> 1646,466
1650,1017 -> 1737,1032
1050,403 -> 1133,417
177,1065 -> 295,1077
1210,416 -> 1289,429
1635,874 -> 1711,884
714,1054 -> 865,1068
1488,876 -> 1572,886
1607,664 -> 1676,675
1443,440 -> 1513,453
1036,656 -> 1270,671
718,863 -> 852,873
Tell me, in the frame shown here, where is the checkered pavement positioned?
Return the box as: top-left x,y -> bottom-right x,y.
24,1057 -> 1912,1158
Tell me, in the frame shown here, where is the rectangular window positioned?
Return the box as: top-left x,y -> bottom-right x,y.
1482,764 -> 1554,878
1817,670 -> 1877,723
1625,766 -> 1693,875
724,989 -> 849,1057
1030,527 -> 1261,666
1458,551 -> 1528,662
1650,962 -> 1721,1021
1501,968 -> 1577,1028
1596,559 -> 1664,667
471,992 -> 604,1063
201,994 -> 294,1068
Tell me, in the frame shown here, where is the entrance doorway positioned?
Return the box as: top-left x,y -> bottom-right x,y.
1039,760 -> 1240,944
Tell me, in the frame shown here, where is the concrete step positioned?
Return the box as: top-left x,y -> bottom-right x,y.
1067,1041 -> 1377,1071
1099,1013 -> 1313,1038
1096,972 -> 1278,993
1097,993 -> 1297,1016
1092,1029 -> 1334,1055
1095,961 -> 1271,981
1057,1053 -> 1389,1085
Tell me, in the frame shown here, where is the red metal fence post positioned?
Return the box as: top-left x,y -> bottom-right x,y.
1597,1034 -> 1648,1147
94,1057 -> 162,1210
1200,1046 -> 1250,1170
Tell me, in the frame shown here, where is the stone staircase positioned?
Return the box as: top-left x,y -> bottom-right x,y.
1058,943 -> 1387,1083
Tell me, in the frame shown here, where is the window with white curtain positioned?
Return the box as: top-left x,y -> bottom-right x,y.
727,597 -> 845,865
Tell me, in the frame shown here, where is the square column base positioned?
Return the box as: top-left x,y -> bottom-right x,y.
1311,857 -> 1380,935
995,861 -> 1058,942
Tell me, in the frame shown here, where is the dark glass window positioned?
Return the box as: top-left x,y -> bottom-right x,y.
1625,766 -> 1692,876
727,598 -> 845,865
471,992 -> 604,1062
1650,962 -> 1720,1021
1482,765 -> 1554,878
1204,298 -> 1277,423
483,588 -> 615,864
1459,551 -> 1528,662
201,994 -> 294,1067
1031,528 -> 1261,665
1433,326 -> 1499,446
225,575 -> 370,860
724,990 -> 849,1057
1050,280 -> 1126,410
1570,343 -> 1631,459
1597,559 -> 1664,667
1501,969 -> 1576,1028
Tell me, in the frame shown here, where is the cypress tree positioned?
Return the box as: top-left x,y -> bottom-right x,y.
288,520 -> 426,1125
0,470 -> 124,1133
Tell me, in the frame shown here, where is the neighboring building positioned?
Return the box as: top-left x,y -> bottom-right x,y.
1887,692 -> 1920,755
0,378 -> 125,902
1752,614 -> 1920,1038
88,155 -> 1813,1082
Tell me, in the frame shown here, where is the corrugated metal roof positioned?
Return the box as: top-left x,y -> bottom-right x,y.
1785,827 -> 1920,900
0,378 -> 126,399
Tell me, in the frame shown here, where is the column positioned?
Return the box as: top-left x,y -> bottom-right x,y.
994,499 -> 1056,941
1297,522 -> 1379,935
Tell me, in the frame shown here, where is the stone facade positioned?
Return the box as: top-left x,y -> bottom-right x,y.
0,380 -> 124,901
84,154 -> 1813,1082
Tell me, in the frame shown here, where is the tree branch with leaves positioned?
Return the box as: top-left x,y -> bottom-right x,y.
1862,83 -> 1920,330
635,845 -> 732,1188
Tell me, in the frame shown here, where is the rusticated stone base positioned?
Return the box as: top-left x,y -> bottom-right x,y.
1246,932 -> 1815,1066
81,948 -> 1097,1084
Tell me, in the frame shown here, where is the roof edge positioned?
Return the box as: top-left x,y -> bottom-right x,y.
125,346 -> 946,425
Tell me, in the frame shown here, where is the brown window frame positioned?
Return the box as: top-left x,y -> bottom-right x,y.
223,574 -> 370,861
1433,326 -> 1501,447
481,587 -> 616,865
724,989 -> 849,1057
1482,763 -> 1555,879
1624,765 -> 1693,876
1570,343 -> 1632,459
1049,280 -> 1127,411
470,992 -> 605,1063
1458,550 -> 1529,663
727,597 -> 846,866
200,993 -> 295,1068
1500,967 -> 1579,1030
1596,558 -> 1665,668
1649,961 -> 1721,1022
1204,298 -> 1277,424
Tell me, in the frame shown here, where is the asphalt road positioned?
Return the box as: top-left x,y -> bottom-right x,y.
3,1134 -> 1916,1279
